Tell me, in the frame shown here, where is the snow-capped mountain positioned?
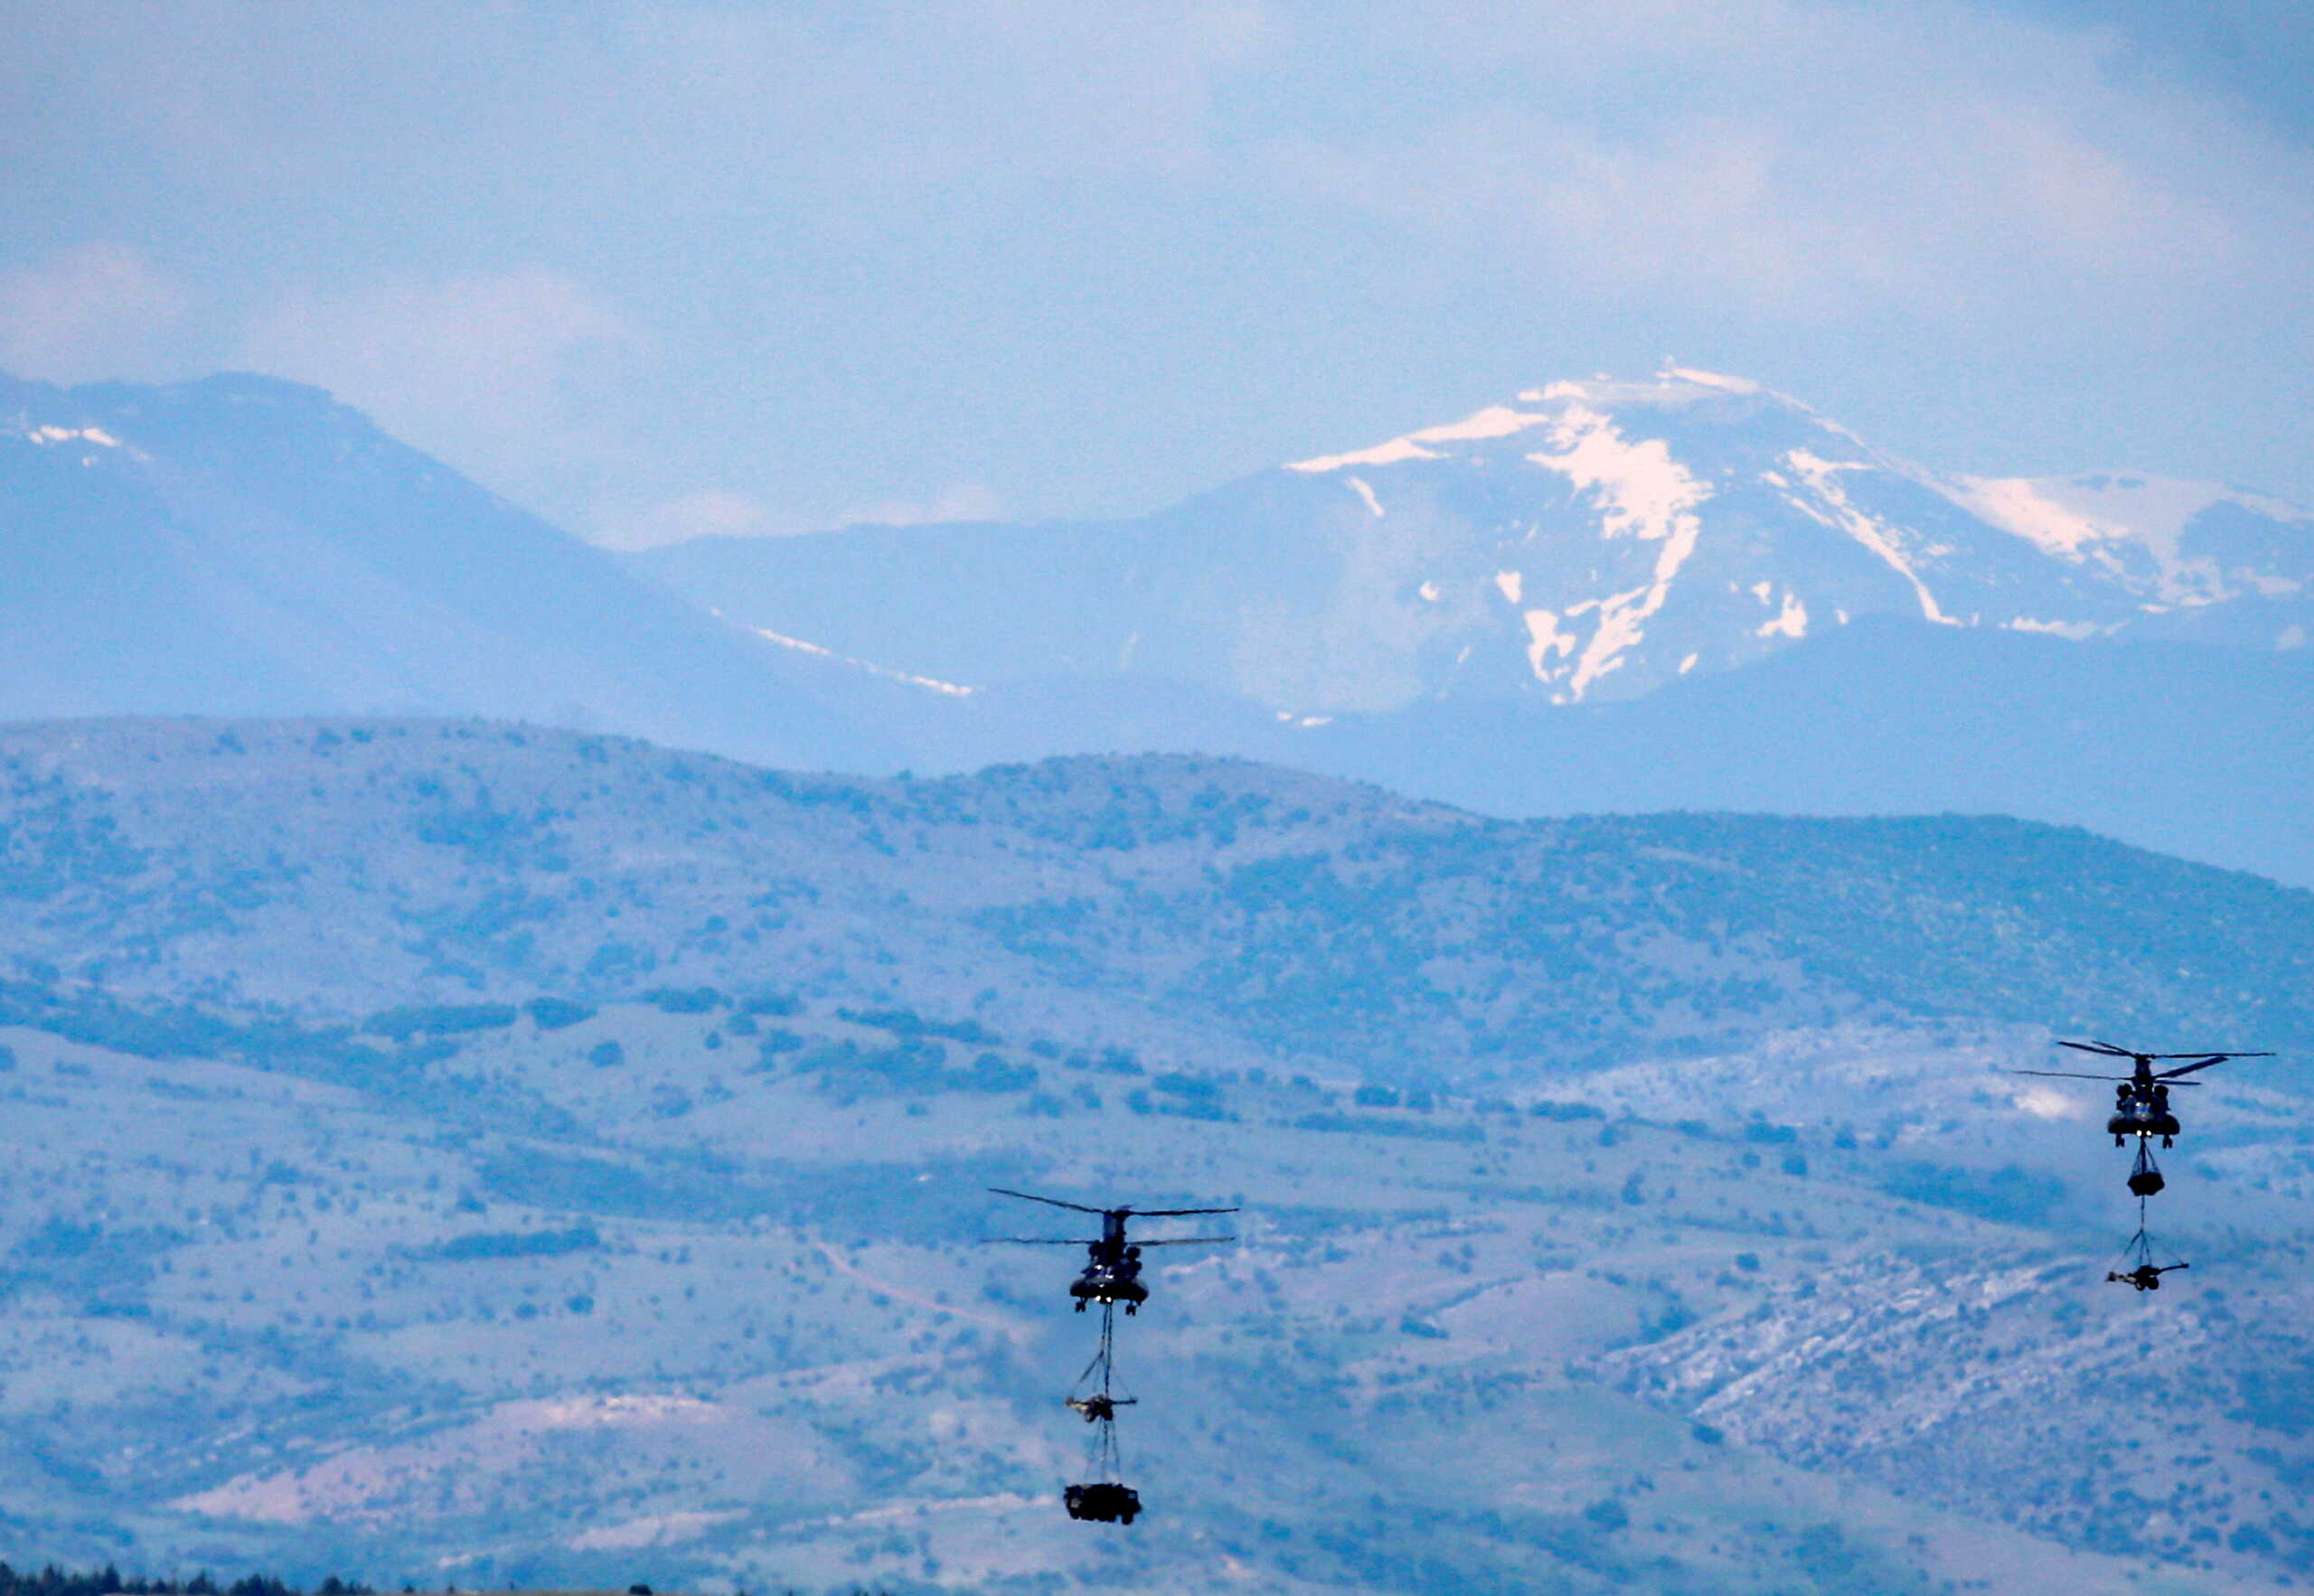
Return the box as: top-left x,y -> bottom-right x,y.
1277,367 -> 2311,705
0,371 -> 898,770
638,366 -> 2312,716
2,364 -> 2303,884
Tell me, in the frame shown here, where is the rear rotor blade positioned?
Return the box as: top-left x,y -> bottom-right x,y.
978,1236 -> 1095,1245
1128,1206 -> 1240,1217
2059,1040 -> 2135,1057
2090,1039 -> 2147,1057
2148,1050 -> 2272,1060
2155,1056 -> 2234,1079
1134,1235 -> 1236,1247
987,1187 -> 1110,1216
2008,1069 -> 2127,1081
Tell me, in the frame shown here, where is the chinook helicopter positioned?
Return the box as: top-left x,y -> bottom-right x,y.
2012,1040 -> 2272,1150
985,1188 -> 1237,1312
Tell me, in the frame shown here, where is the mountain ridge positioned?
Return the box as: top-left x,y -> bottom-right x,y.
3,716 -> 2309,1077
0,371 -> 899,773
638,365 -> 2314,714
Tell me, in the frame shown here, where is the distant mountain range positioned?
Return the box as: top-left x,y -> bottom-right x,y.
7,366 -> 2309,882
639,368 -> 2314,713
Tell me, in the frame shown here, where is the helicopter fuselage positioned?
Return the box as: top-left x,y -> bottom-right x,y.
1069,1237 -> 1147,1311
2107,1068 -> 2180,1146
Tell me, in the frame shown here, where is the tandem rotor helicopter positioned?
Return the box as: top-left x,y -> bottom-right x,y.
984,1188 -> 1237,1313
985,1187 -> 1238,1527
2012,1040 -> 2271,1150
2013,1038 -> 2275,1289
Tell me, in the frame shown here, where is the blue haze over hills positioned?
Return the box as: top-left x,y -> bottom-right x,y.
6,363 -> 2309,884
648,368 -> 2314,887
0,371 -> 898,773
5,366 -> 2314,1591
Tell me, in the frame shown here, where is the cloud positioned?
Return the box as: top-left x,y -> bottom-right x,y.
835,483 -> 1005,530
597,483 -> 1007,551
0,242 -> 193,382
1250,0 -> 2305,328
239,268 -> 638,493
597,492 -> 783,552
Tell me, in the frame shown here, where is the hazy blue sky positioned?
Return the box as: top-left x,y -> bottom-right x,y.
4,1 -> 2309,545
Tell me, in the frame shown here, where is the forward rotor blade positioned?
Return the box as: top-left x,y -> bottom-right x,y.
2008,1069 -> 2127,1081
1128,1206 -> 1240,1217
987,1187 -> 1109,1216
1134,1235 -> 1236,1247
2059,1040 -> 2135,1057
2154,1053 -> 2273,1078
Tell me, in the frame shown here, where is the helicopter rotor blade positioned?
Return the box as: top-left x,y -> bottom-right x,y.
1126,1206 -> 1240,1218
2155,1055 -> 2235,1079
986,1187 -> 1110,1216
1133,1235 -> 1237,1247
977,1236 -> 1095,1245
2008,1069 -> 2129,1081
2145,1050 -> 2272,1060
2059,1040 -> 2136,1057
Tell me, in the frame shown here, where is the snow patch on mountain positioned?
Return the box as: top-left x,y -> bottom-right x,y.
741,620 -> 978,698
1286,435 -> 1441,473
26,423 -> 120,447
1783,448 -> 1958,625
1947,472 -> 2310,607
1942,475 -> 2110,558
2005,616 -> 2108,641
1527,403 -> 1712,699
1523,609 -> 1576,680
1288,402 -> 1549,473
1664,366 -> 1762,395
1756,590 -> 1808,639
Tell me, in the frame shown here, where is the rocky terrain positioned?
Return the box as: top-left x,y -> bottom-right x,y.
1,718 -> 2308,1074
0,719 -> 2308,1592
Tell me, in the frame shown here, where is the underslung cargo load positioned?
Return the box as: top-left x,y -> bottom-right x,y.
2108,1225 -> 2188,1292
1064,1480 -> 1143,1525
1062,1303 -> 1140,1524
2128,1141 -> 2164,1198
